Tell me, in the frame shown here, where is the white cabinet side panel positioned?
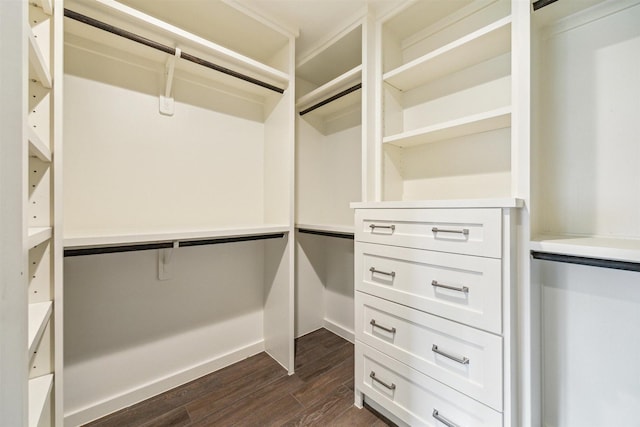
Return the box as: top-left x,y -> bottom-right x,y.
323,237 -> 355,341
295,233 -> 326,337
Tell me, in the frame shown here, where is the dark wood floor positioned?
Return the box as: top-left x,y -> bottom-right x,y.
85,329 -> 392,426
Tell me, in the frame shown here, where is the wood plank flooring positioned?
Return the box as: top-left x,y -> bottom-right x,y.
84,329 -> 393,426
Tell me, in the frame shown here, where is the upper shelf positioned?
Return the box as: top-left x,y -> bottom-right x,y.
28,227 -> 52,249
531,234 -> 640,265
33,0 -> 53,15
64,0 -> 290,99
297,66 -> 362,116
383,16 -> 511,92
383,106 -> 511,148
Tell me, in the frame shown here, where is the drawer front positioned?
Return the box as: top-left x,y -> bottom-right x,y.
356,242 -> 502,333
355,208 -> 502,258
356,292 -> 503,411
356,343 -> 502,427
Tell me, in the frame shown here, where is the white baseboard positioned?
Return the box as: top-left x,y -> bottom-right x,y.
323,319 -> 354,344
64,341 -> 265,427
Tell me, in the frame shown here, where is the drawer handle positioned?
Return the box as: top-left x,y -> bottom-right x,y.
432,344 -> 470,365
370,319 -> 396,334
432,409 -> 459,427
432,227 -> 469,236
369,224 -> 395,232
431,280 -> 469,294
369,371 -> 396,391
369,267 -> 396,278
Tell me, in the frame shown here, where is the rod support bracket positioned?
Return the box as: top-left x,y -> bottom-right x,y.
158,240 -> 179,280
160,47 -> 181,116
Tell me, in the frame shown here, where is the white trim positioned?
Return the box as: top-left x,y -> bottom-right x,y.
323,319 -> 355,344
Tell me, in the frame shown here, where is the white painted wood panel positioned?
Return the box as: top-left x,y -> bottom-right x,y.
356,292 -> 503,410
356,343 -> 502,427
355,208 -> 502,258
356,242 -> 503,333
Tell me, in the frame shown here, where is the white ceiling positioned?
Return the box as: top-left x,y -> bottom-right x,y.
237,0 -> 404,55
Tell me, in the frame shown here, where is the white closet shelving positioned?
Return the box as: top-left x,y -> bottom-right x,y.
530,2 -> 640,426
61,1 -> 296,425
23,0 -> 62,426
531,0 -> 640,265
379,0 -> 514,201
294,16 -> 371,342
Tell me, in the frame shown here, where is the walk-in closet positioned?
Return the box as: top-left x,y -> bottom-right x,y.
1,0 -> 639,426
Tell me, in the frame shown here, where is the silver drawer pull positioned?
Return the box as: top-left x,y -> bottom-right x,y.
369,224 -> 395,232
432,409 -> 459,427
370,319 -> 396,334
431,280 -> 469,294
369,371 -> 396,390
369,267 -> 396,278
432,344 -> 470,365
432,227 -> 469,236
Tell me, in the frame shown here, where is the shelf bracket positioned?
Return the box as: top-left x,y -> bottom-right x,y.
160,47 -> 181,116
158,240 -> 179,280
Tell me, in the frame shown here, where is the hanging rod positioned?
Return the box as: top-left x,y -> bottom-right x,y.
531,251 -> 640,272
532,0 -> 559,11
64,9 -> 285,94
299,83 -> 362,116
297,228 -> 354,240
64,233 -> 285,257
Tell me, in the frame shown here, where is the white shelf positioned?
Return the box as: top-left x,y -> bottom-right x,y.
296,65 -> 362,114
64,0 -> 289,98
28,30 -> 52,89
351,198 -> 523,210
28,302 -> 52,362
28,374 -> 53,427
64,225 -> 290,249
531,235 -> 640,264
383,16 -> 511,92
33,0 -> 53,16
383,106 -> 511,148
296,223 -> 354,236
28,227 -> 52,249
28,128 -> 51,163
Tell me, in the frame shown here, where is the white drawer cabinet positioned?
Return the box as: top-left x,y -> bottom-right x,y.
355,208 -> 502,258
353,202 -> 518,426
357,343 -> 503,427
356,242 -> 503,333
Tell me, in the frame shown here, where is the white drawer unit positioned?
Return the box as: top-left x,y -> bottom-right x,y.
356,242 -> 502,333
353,201 -> 519,426
356,343 -> 503,427
355,208 -> 502,258
356,292 -> 503,410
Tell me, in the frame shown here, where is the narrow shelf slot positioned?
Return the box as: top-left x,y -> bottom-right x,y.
383,107 -> 511,148
297,228 -> 354,240
28,227 -> 52,249
28,374 -> 53,427
64,8 -> 285,94
28,302 -> 52,362
28,30 -> 52,89
383,16 -> 511,92
28,128 -> 51,163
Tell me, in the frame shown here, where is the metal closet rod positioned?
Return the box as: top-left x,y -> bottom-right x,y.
530,251 -> 640,272
297,228 -> 354,240
64,233 -> 286,257
532,0 -> 559,11
63,8 -> 285,94
299,83 -> 362,116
